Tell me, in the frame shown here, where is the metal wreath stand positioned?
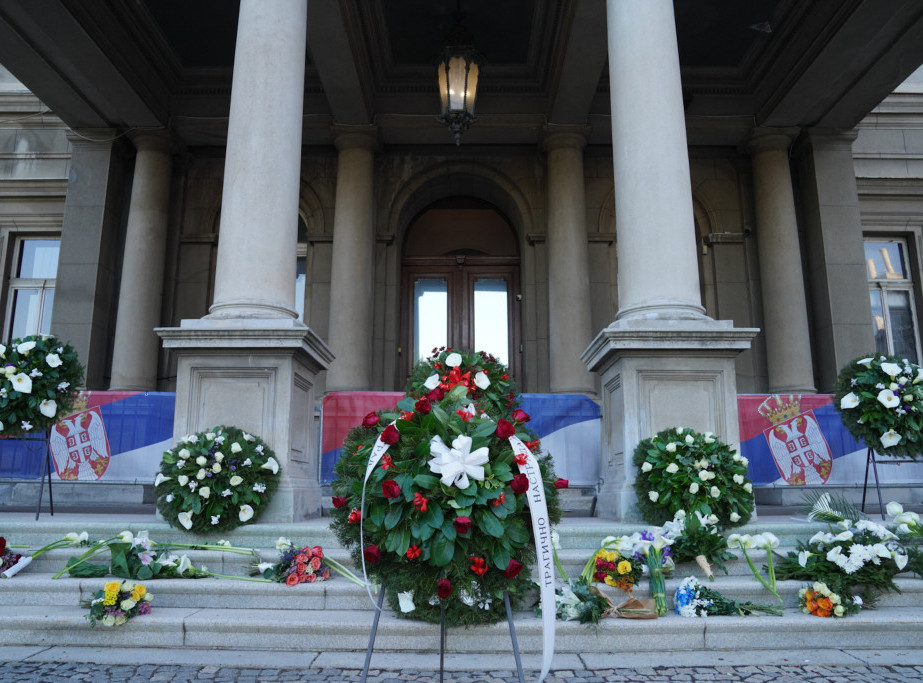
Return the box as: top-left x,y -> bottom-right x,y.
861,446 -> 917,520
360,587 -> 525,683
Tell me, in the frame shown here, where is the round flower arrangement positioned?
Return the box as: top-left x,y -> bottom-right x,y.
834,354 -> 923,459
154,426 -> 280,534
331,349 -> 562,627
633,426 -> 753,528
0,334 -> 83,436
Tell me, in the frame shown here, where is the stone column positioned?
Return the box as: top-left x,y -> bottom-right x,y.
748,129 -> 816,393
325,126 -> 377,392
157,0 -> 333,522
206,0 -> 306,321
110,132 -> 174,390
52,130 -> 131,388
793,129 -> 874,391
544,127 -> 595,394
583,0 -> 757,519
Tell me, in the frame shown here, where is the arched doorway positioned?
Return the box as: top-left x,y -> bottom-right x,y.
400,196 -> 521,380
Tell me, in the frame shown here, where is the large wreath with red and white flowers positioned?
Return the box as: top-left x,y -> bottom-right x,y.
330,348 -> 563,626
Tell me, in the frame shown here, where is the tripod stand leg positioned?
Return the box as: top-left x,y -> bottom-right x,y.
45,433 -> 54,516
504,591 -> 525,683
360,586 -> 385,683
861,447 -> 872,513
870,449 -> 885,520
439,602 -> 446,683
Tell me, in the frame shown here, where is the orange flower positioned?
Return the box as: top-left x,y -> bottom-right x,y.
816,597 -> 833,612
806,599 -> 818,613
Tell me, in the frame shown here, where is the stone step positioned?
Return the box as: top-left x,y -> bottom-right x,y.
3,604 -> 922,654
5,572 -> 919,610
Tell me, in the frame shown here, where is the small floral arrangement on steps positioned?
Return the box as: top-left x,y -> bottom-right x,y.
83,579 -> 152,627
252,537 -> 364,587
727,532 -> 783,605
154,426 -> 280,533
1,531 -> 90,578
633,426 -> 754,528
799,582 -> 862,618
662,510 -> 735,580
674,576 -> 783,617
0,334 -> 83,437
835,354 -> 923,459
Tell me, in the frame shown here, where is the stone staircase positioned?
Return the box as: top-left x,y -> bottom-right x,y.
2,512 -> 922,664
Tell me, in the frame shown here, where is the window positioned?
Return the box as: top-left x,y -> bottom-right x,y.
6,238 -> 59,338
865,238 -> 920,363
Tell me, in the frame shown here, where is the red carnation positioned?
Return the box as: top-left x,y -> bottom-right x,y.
362,412 -> 380,428
406,545 -> 422,560
331,496 -> 347,509
437,578 -> 452,599
511,409 -> 530,423
363,545 -> 381,564
511,473 -> 529,494
594,571 -> 607,582
381,479 -> 401,499
414,397 -> 432,414
469,556 -> 488,576
495,419 -> 515,439
348,508 -> 361,523
502,559 -> 524,579
381,424 -> 400,445
426,387 -> 445,402
454,516 -> 472,535
554,478 -> 569,489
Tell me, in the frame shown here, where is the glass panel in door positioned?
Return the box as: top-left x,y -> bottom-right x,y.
414,277 -> 448,362
473,277 -> 509,366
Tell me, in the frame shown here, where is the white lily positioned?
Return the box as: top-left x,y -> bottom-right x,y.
261,457 -> 280,475
177,512 -> 193,530
239,504 -> 254,522
840,392 -> 860,409
473,371 -> 490,390
881,429 -> 902,448
445,352 -> 462,367
880,362 -> 902,377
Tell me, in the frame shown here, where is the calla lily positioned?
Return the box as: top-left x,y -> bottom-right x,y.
178,512 -> 193,530
261,457 -> 280,475
880,429 -> 902,447
880,362 -> 902,377
894,553 -> 909,570
118,530 -> 134,544
877,389 -> 900,408
16,341 -> 35,354
65,531 -> 89,544
239,504 -> 254,522
445,352 -> 462,367
154,473 -> 171,487
423,374 -> 440,390
11,373 -> 32,394
37,399 -> 57,418
45,353 -> 62,368
760,532 -> 780,549
840,392 -> 860,409
798,550 -> 813,567
857,357 -> 874,367
886,501 -> 904,517
276,537 -> 292,552
473,371 -> 490,390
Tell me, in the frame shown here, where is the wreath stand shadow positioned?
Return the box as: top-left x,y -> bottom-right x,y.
360,587 -> 525,683
861,447 -> 918,520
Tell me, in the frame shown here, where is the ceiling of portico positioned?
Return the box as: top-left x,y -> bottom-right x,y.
0,0 -> 921,148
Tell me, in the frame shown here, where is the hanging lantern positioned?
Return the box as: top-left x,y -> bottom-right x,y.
436,23 -> 480,146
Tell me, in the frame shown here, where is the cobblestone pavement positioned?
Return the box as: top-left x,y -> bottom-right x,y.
2,663 -> 923,682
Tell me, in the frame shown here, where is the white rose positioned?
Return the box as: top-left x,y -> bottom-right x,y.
665,463 -> 679,474
733,474 -> 744,485
730,512 -> 741,523
212,462 -> 222,473
196,456 -> 207,466
648,491 -> 659,502
178,448 -> 190,459
177,475 -> 189,487
199,487 -> 210,499
196,469 -> 206,480
710,486 -> 720,498
641,461 -> 653,473
689,482 -> 699,494
666,443 -> 677,453
743,482 -> 753,493
231,442 -> 242,454
684,435 -> 694,445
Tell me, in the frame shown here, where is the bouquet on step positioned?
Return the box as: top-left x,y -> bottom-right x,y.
83,579 -> 152,627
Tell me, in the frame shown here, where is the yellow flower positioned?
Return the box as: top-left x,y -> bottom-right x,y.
132,584 -> 147,601
604,550 -> 618,562
104,580 -> 120,593
617,560 -> 632,575
604,575 -> 618,587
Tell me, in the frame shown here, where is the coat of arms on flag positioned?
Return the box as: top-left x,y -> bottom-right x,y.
48,396 -> 111,481
759,394 -> 833,485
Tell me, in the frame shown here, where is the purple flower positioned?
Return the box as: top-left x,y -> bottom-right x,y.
137,602 -> 152,615
230,466 -> 236,471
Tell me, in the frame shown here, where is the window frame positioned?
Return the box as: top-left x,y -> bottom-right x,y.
0,229 -> 61,340
864,235 -> 923,363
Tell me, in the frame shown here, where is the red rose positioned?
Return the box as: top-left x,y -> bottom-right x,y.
437,578 -> 452,599
554,478 -> 569,489
331,496 -> 347,509
311,546 -> 324,558
406,545 -> 422,560
0,537 -> 5,555
286,573 -> 300,586
381,424 -> 400,445
495,419 -> 515,439
381,479 -> 401,499
362,412 -> 380,428
512,409 -> 530,423
511,473 -> 529,494
594,571 -> 607,582
502,559 -> 523,578
414,397 -> 432,414
363,544 -> 381,564
426,387 -> 445,402
454,516 -> 472,535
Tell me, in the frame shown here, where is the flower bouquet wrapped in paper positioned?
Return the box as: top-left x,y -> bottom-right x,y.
674,576 -> 782,617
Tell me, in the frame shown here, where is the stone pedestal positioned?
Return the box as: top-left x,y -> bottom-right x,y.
582,319 -> 757,520
157,320 -> 333,521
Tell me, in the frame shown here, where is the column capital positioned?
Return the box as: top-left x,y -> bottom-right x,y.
542,124 -> 589,152
746,126 -> 800,155
332,124 -> 379,152
129,129 -> 180,155
794,127 -> 859,156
